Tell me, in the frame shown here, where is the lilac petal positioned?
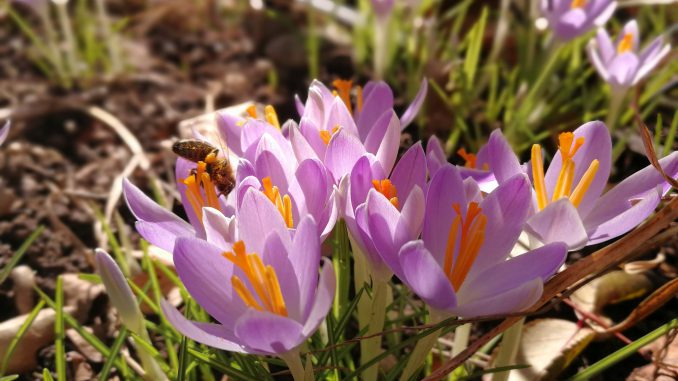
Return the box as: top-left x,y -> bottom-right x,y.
485,129 -> 522,183
262,231 -> 301,321
303,83 -> 327,123
238,188 -> 292,254
364,110 -> 400,173
545,121 -> 612,217
357,82 -> 394,141
463,178 -> 482,203
472,174 -> 532,273
234,310 -> 304,354
294,94 -> 305,117
95,250 -> 145,334
254,149 -> 291,193
289,122 -> 319,162
460,242 -> 566,302
452,278 -> 543,318
291,216 -> 321,317
589,0 -> 616,26
586,189 -> 661,245
399,241 -> 457,311
400,186 -> 426,239
607,53 -> 640,88
423,164 -> 467,264
240,119 -> 282,157
327,97 -> 359,136
400,78 -> 428,129
174,237 -> 246,326
458,167 -> 497,193
354,203 -> 388,274
301,258 -> 335,336
595,28 -> 615,63
299,117 -> 327,160
525,198 -> 588,250
0,121 -> 9,146
390,142 -> 426,199
161,301 -> 248,353
634,38 -> 670,85
294,159 -> 331,219
350,154 -> 385,211
325,129 -> 367,183
202,208 -> 236,248
639,35 -> 667,63
553,9 -> 587,41
426,135 -> 447,176
123,179 -> 195,251
216,112 -> 244,156
588,39 -> 610,81
134,221 -> 182,253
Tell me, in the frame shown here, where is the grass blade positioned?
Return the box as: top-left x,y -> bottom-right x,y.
567,319 -> 678,381
0,226 -> 44,285
0,376 -> 20,381
54,277 -> 66,381
98,326 -> 129,380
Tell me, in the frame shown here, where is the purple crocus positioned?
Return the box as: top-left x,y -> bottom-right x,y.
540,0 -> 616,42
0,121 -> 9,146
587,20 -> 671,89
290,79 -> 427,183
371,0 -> 395,19
340,142 -> 427,280
161,188 -> 335,359
376,164 -> 566,317
486,121 -> 678,249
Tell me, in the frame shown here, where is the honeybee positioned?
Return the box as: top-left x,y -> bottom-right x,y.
172,139 -> 236,196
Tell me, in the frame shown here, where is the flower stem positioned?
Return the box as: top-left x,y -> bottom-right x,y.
399,310 -> 445,381
373,16 -> 389,80
280,350 -> 307,381
333,220 -> 351,321
361,277 -> 389,381
452,323 -> 471,356
54,0 -> 80,76
605,88 -> 627,131
490,317 -> 525,381
94,0 -> 122,74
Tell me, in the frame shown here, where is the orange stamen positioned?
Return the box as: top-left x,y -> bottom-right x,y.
223,241 -> 288,316
457,148 -> 478,169
570,0 -> 586,8
182,161 -> 221,223
356,86 -> 363,113
332,79 -> 353,114
319,126 -> 340,145
570,159 -> 599,207
372,179 -> 399,209
246,105 -> 258,118
261,177 -> 294,228
531,144 -> 548,210
442,202 -> 487,291
264,105 -> 281,130
617,33 -> 634,53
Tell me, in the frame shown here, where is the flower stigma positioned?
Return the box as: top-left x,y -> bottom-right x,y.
261,177 -> 294,228
531,132 -> 600,210
223,241 -> 288,316
443,202 -> 487,291
372,179 -> 399,209
570,0 -> 586,8
332,79 -> 363,115
457,148 -> 489,170
182,161 -> 221,224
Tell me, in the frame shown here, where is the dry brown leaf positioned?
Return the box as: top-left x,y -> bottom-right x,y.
66,327 -> 104,363
570,270 -> 653,315
10,265 -> 36,314
627,327 -> 678,381
505,319 -> 595,381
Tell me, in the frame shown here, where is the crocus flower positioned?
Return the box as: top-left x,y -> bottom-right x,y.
485,121 -> 678,249
587,20 -> 671,89
540,0 -> 616,42
427,135 -> 500,193
382,164 -> 566,317
235,132 -> 338,240
340,142 -> 427,280
290,79 -> 427,182
161,188 -> 336,357
95,249 -> 168,381
371,0 -> 394,19
0,121 -> 9,146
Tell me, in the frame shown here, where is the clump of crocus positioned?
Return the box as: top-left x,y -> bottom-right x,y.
161,189 -> 335,380
587,20 -> 671,89
0,121 -> 9,146
95,250 -> 168,381
485,121 -> 678,249
540,0 -> 616,42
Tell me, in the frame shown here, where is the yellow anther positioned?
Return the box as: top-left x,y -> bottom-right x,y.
319,126 -> 340,145
246,104 -> 258,118
457,148 -> 478,169
356,86 -> 363,113
443,202 -> 487,291
570,0 -> 586,8
372,179 -> 399,209
531,144 -> 548,210
264,105 -> 281,130
261,177 -> 294,228
332,79 -> 354,115
617,33 -> 634,53
570,159 -> 600,207
223,241 -> 288,316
